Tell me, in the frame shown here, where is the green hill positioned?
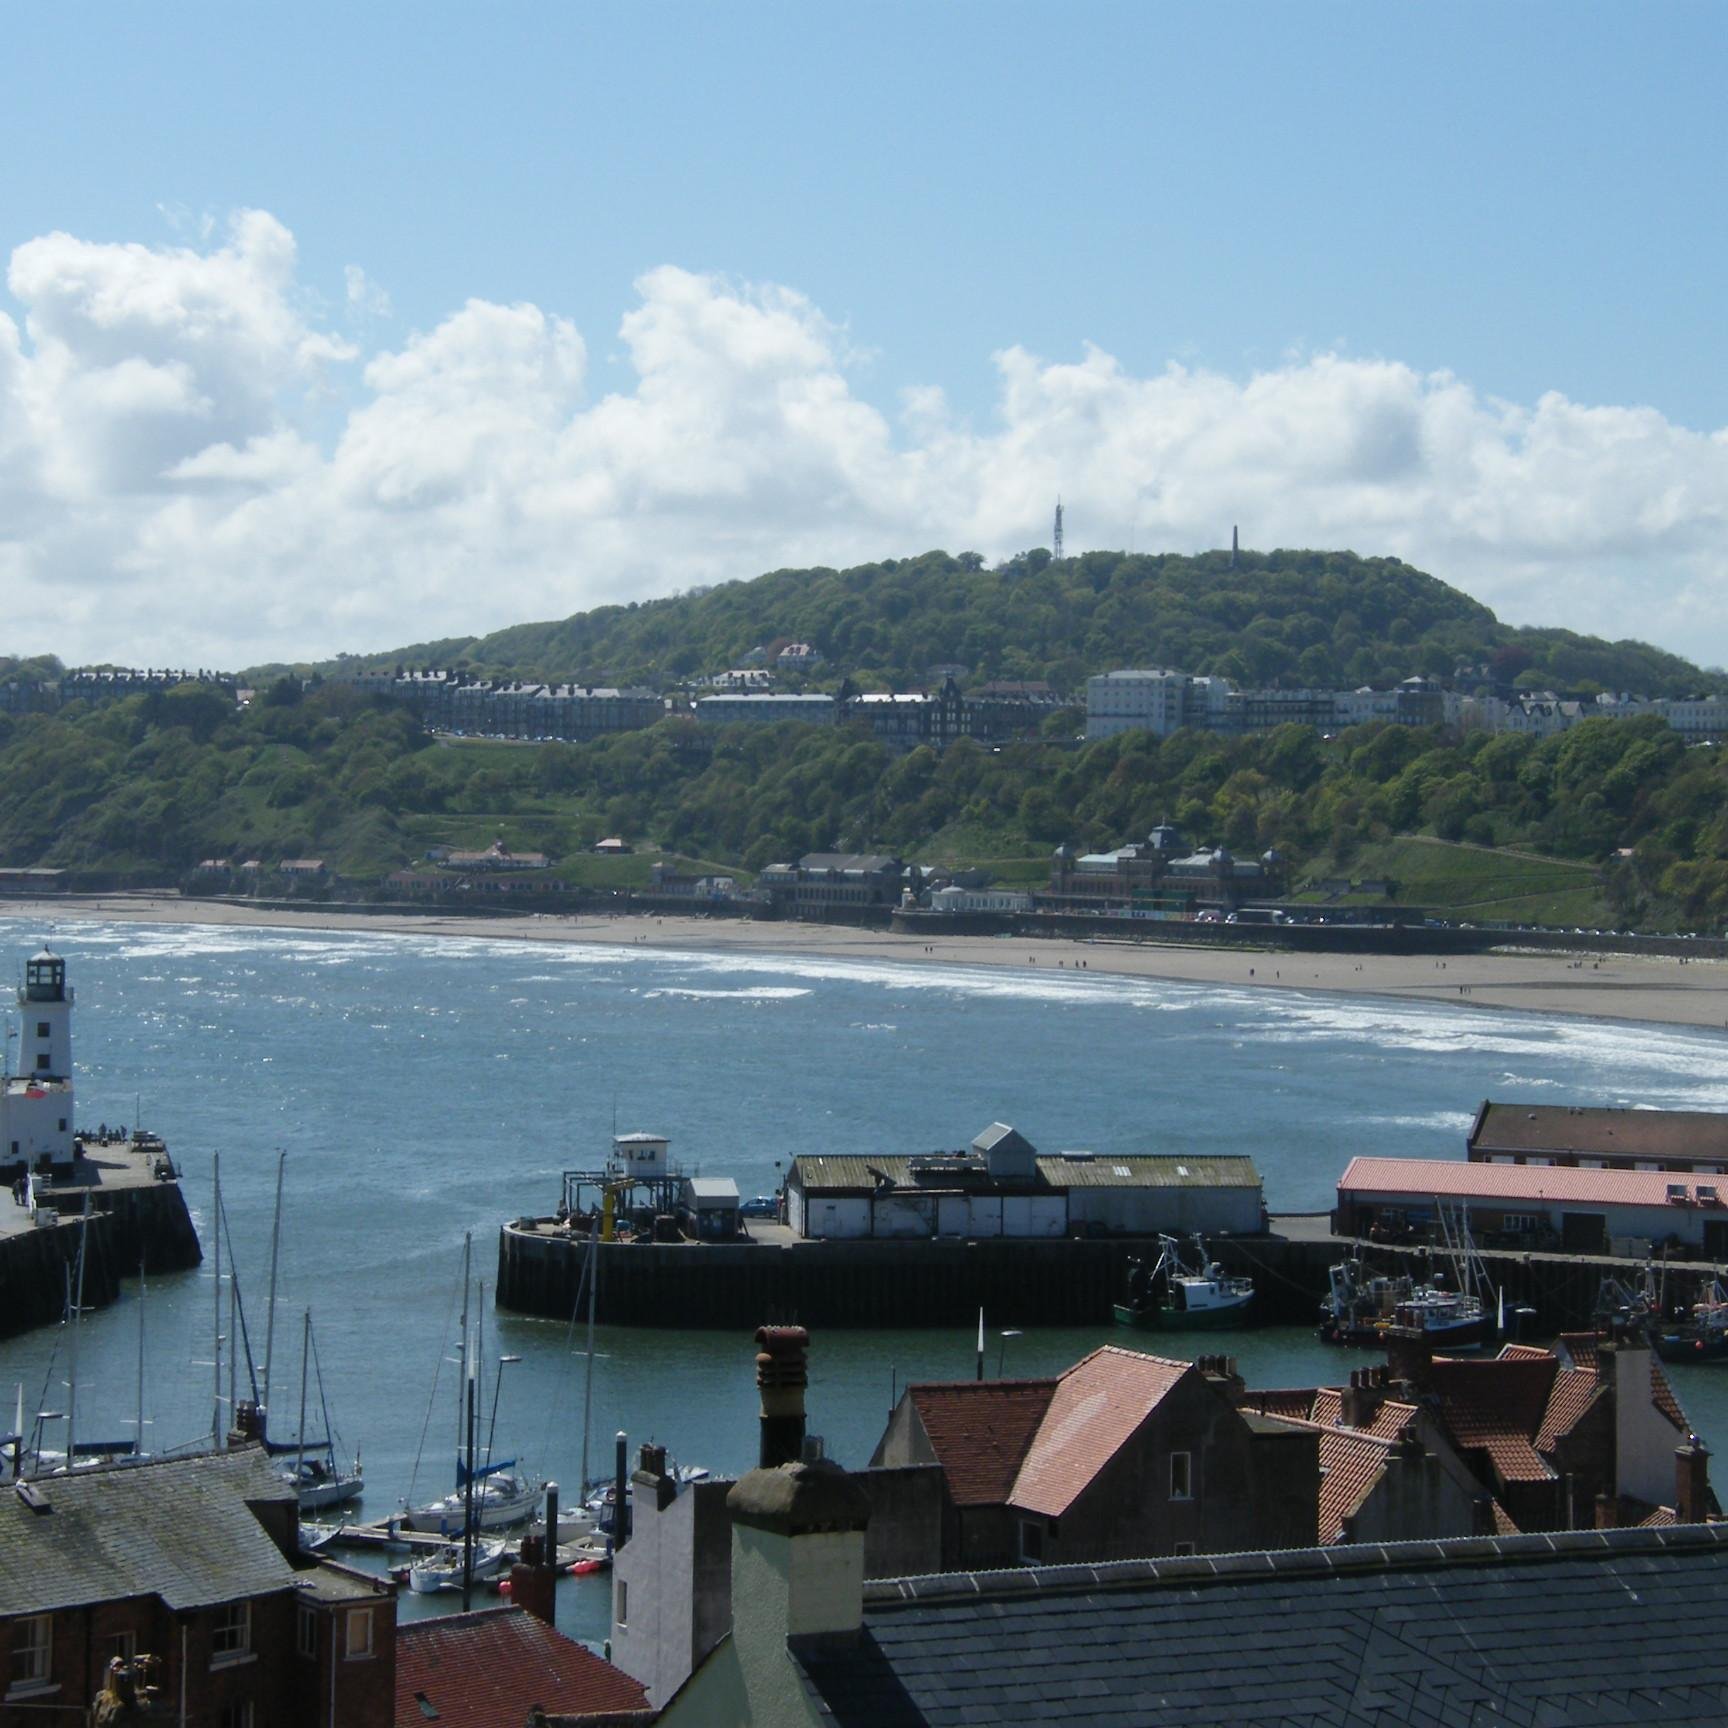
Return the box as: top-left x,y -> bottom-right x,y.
316,547 -> 1716,700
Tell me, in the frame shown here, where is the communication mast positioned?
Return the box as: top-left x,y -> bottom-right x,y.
1052,498 -> 1065,561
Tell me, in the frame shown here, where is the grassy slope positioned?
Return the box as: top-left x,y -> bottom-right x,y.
1296,836 -> 1615,927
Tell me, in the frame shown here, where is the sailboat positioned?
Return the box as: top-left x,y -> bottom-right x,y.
269,1312 -> 364,1512
405,1238 -> 541,1536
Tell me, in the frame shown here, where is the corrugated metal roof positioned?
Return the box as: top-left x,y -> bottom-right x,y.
1039,1154 -> 1261,1189
0,1447 -> 298,1617
791,1153 -> 1262,1193
684,1176 -> 739,1203
1338,1155 -> 1725,1208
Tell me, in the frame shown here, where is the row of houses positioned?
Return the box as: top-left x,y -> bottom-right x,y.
609,1320 -> 1724,1723
0,1445 -> 651,1728
344,667 -> 1065,753
1086,666 -> 1728,744
0,667 -> 243,715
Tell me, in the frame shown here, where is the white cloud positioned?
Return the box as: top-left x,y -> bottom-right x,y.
2,212 -> 1727,670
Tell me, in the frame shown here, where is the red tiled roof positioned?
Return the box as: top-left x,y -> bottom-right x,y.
1315,1428 -> 1395,1544
395,1607 -> 650,1727
1251,1387 -> 1416,1441
1554,1335 -> 1691,1434
1339,1155 -> 1721,1208
1010,1347 -> 1190,1519
1536,1366 -> 1601,1453
1428,1357 -> 1558,1483
907,1380 -> 1056,1506
1247,1388 -> 1318,1424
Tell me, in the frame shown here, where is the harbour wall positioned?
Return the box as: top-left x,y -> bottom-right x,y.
0,1181 -> 201,1341
496,1222 -> 1341,1331
497,1217 -> 1705,1335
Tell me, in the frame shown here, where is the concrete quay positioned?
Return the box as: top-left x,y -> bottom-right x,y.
0,1140 -> 202,1339
497,1209 -> 1702,1335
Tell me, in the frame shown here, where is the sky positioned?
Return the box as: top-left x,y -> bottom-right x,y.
3,3 -> 1726,671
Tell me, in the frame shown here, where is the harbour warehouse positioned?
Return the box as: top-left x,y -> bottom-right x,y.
785,1123 -> 1264,1240
497,1125 -> 1266,1329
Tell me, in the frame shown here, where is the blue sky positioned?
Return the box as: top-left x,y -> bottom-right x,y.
2,3 -> 1725,667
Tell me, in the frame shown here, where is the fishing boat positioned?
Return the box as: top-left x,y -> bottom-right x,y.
407,1537 -> 509,1595
1319,1258 -> 1490,1348
1320,1201 -> 1504,1349
1649,1279 -> 1728,1363
1113,1235 -> 1254,1330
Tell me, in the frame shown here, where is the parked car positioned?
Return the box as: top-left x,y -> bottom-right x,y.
740,1195 -> 778,1219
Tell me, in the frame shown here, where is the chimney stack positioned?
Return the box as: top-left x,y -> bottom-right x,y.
1340,1368 -> 1386,1430
1383,1324 -> 1434,1391
755,1325 -> 810,1470
1676,1435 -> 1712,1524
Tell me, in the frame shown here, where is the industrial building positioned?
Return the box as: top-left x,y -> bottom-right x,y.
786,1123 -> 1264,1241
1467,1101 -> 1728,1174
1334,1155 -> 1728,1258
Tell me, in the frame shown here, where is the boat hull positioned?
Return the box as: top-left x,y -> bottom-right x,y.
1114,1298 -> 1254,1331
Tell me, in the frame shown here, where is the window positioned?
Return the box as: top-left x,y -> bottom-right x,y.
219,1704 -> 254,1728
1502,1214 -> 1539,1234
1169,1452 -> 1193,1500
34,1053 -> 49,1071
107,1631 -> 138,1666
343,1609 -> 372,1661
1019,1519 -> 1045,1563
1173,1541 -> 1197,1557
211,1603 -> 251,1664
8,1615 -> 51,1693
616,1581 -> 629,1627
296,1606 -> 318,1661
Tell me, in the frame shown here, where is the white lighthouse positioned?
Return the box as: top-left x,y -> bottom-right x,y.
1,947 -> 77,1175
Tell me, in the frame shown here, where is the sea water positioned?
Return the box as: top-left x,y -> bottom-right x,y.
3,912 -> 1727,1643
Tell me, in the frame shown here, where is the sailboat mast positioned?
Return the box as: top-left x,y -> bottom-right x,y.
261,1150 -> 285,1433
211,1154 -> 224,1447
67,1196 -> 89,1471
296,1309 -> 310,1479
456,1234 -> 471,1461
134,1256 -> 146,1461
579,1234 -> 598,1498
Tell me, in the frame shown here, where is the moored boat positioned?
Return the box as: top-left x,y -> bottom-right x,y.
1318,1257 -> 1489,1348
1113,1235 -> 1254,1330
407,1537 -> 508,1595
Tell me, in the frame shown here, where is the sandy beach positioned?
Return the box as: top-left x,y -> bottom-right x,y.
4,894 -> 1725,1034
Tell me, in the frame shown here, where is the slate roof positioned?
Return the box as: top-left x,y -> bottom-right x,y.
1010,1347 -> 1189,1519
798,1525 -> 1728,1726
395,1606 -> 652,1726
905,1381 -> 1057,1506
0,1447 -> 298,1616
1471,1101 -> 1728,1164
